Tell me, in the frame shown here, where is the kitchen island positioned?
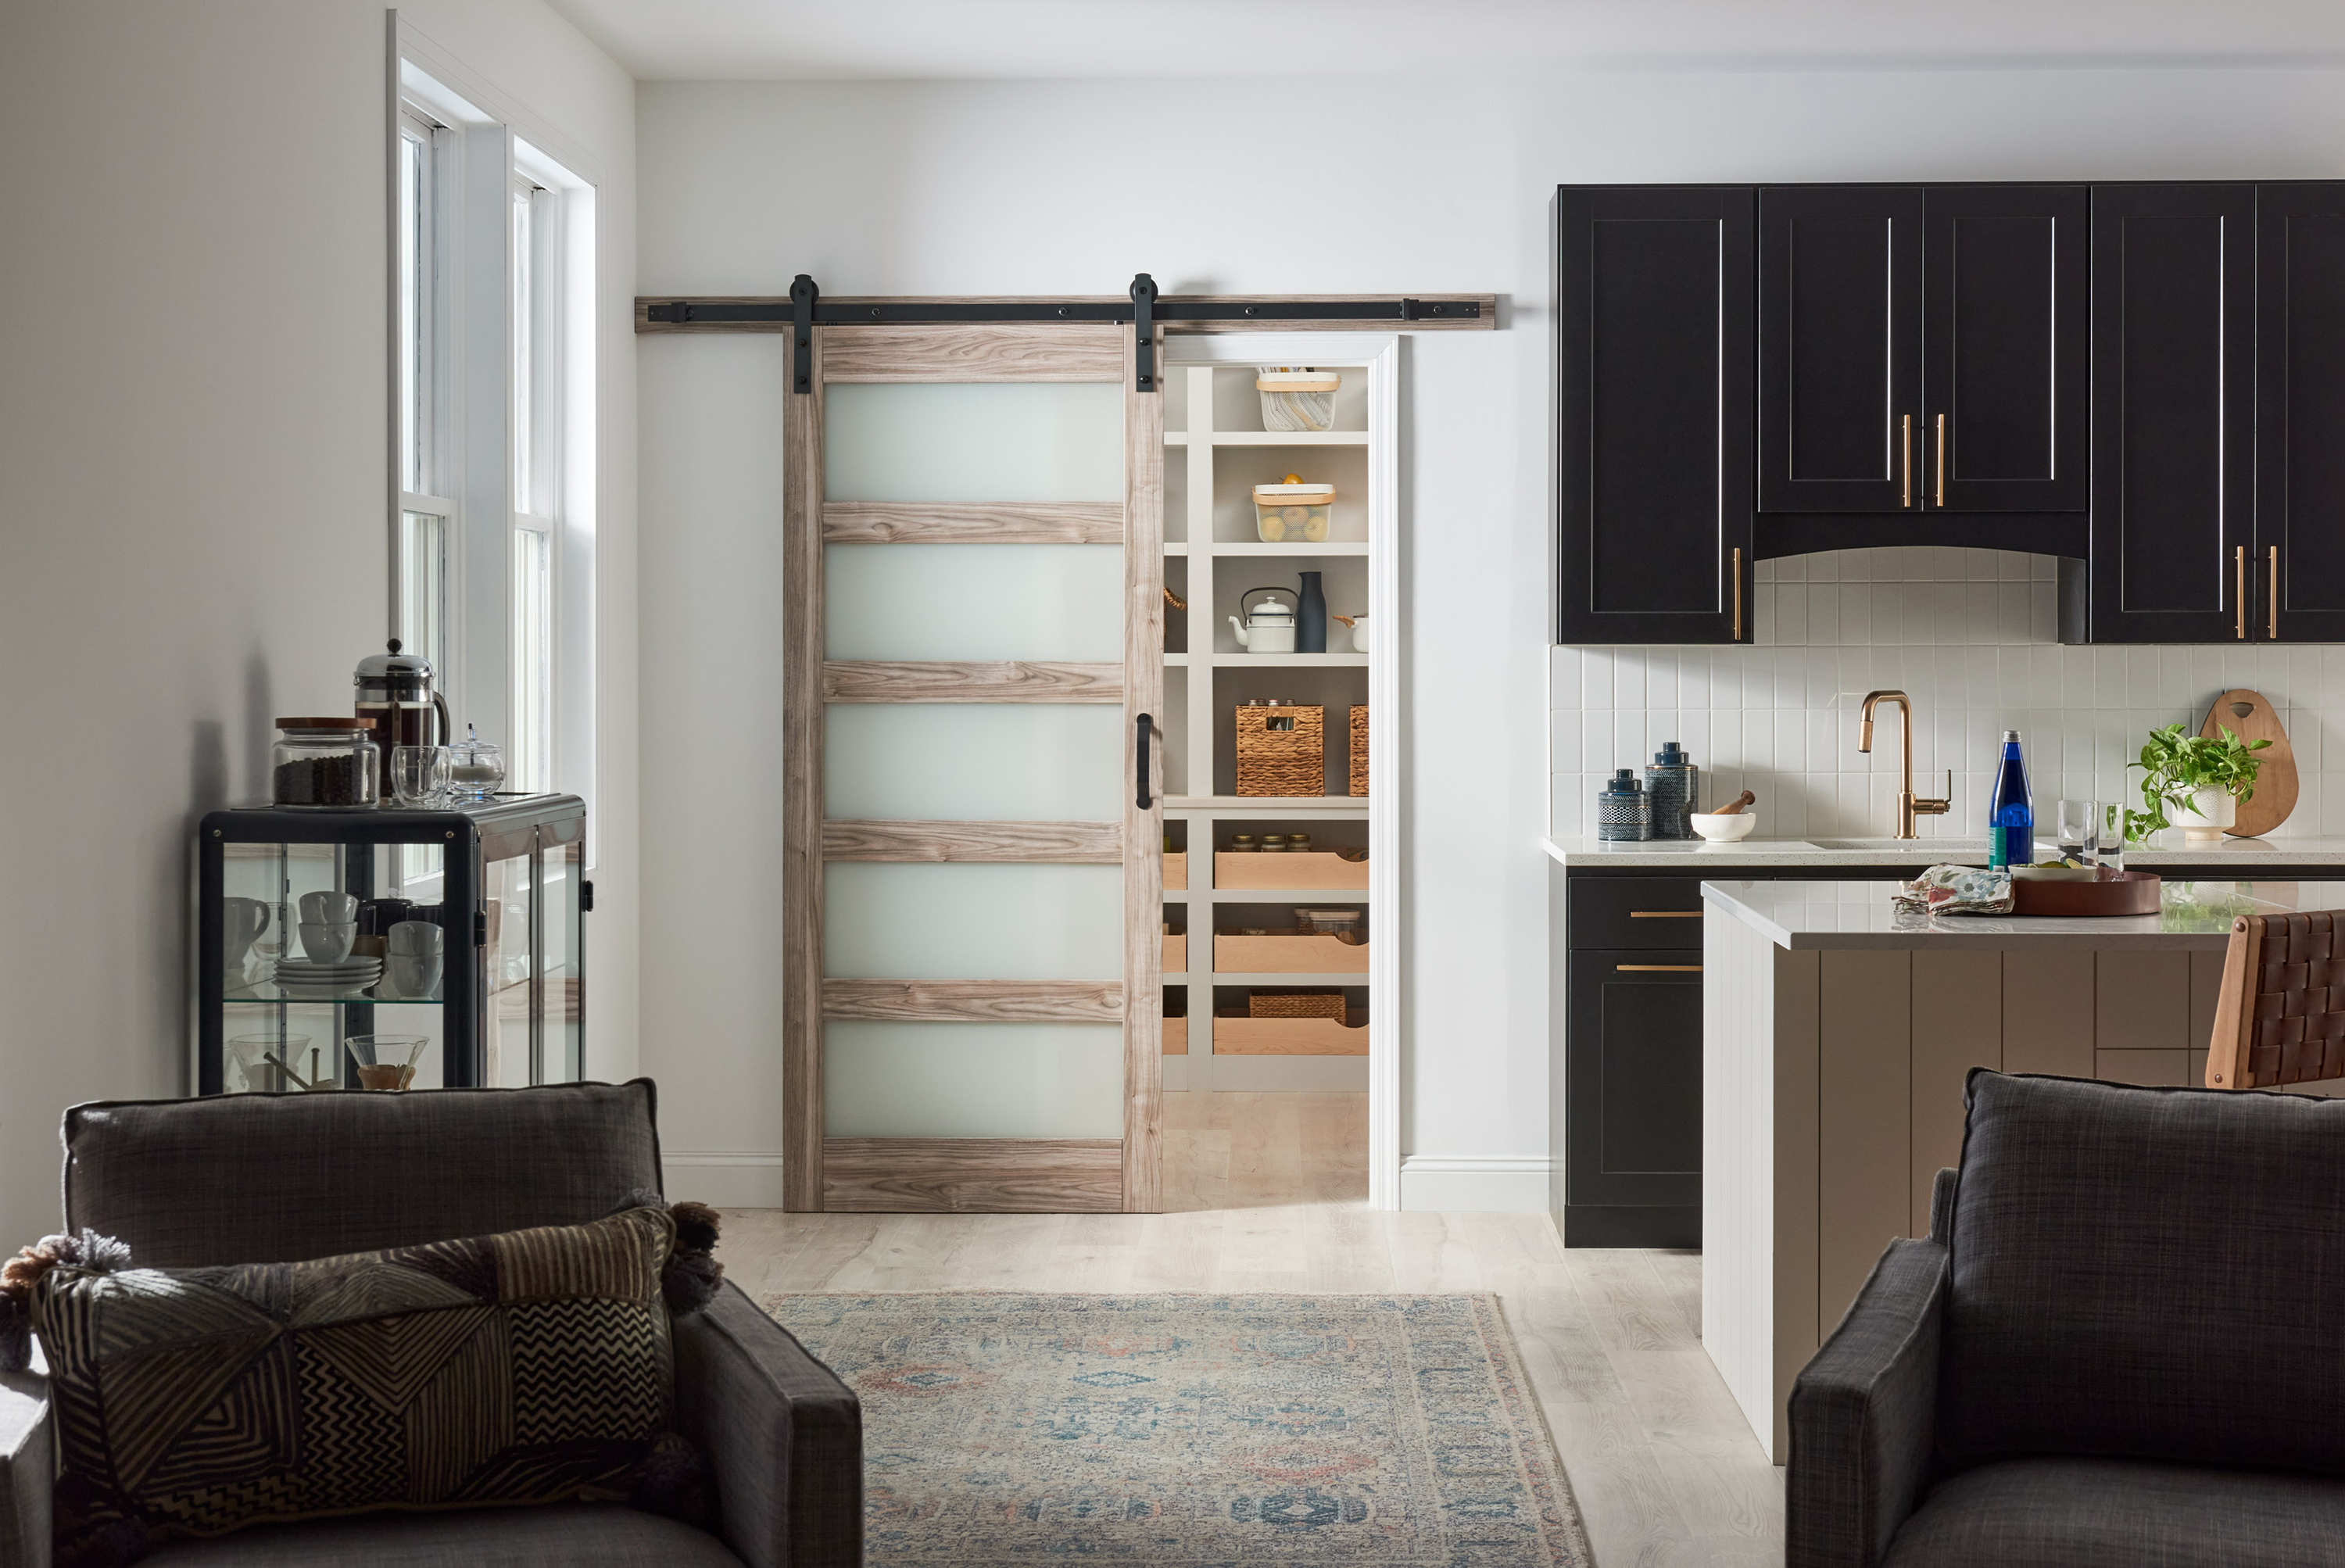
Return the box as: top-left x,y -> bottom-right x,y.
1700,875 -> 2345,1461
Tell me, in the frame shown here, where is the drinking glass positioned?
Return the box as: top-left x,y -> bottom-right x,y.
2056,799 -> 2098,865
389,744 -> 449,807
2097,801 -> 2126,872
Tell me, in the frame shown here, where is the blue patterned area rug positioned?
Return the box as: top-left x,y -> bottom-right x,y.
761,1291 -> 1591,1566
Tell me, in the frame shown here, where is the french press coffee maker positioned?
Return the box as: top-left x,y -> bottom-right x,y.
353,639 -> 453,753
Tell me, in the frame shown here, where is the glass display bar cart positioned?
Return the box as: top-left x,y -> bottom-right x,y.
195,795 -> 586,1094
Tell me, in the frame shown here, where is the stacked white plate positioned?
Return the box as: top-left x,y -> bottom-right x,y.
274,957 -> 383,999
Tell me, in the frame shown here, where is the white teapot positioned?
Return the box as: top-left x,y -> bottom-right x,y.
1229,588 -> 1298,654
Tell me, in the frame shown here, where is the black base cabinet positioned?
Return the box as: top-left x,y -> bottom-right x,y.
1566,949 -> 1702,1248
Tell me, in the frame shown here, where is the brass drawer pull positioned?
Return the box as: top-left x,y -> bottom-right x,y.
2271,545 -> 2281,640
1731,546 -> 1743,641
1617,964 -> 1702,972
1935,413 -> 1948,507
2236,546 -> 2247,640
1629,911 -> 1703,918
1900,413 -> 1913,508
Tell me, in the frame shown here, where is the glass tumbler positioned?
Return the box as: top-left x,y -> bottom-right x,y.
2097,802 -> 2126,872
389,744 -> 449,807
2056,799 -> 2098,865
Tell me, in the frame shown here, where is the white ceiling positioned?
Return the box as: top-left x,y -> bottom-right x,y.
547,0 -> 2345,81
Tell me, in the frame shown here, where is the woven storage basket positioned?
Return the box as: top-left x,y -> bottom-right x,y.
1249,991 -> 1348,1020
1235,703 -> 1325,797
1348,705 -> 1368,797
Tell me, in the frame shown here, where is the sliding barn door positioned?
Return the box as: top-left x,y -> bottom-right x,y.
785,321 -> 1164,1212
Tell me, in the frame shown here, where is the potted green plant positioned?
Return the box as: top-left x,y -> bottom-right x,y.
2127,723 -> 2271,843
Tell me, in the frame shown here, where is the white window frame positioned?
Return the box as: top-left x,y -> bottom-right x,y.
389,33 -> 596,825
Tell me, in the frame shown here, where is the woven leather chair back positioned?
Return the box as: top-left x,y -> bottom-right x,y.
2207,911 -> 2345,1088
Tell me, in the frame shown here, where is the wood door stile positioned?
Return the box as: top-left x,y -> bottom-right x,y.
822,979 -> 1125,1023
822,819 -> 1123,863
822,322 -> 1126,382
782,329 -> 828,1212
1122,325 -> 1167,1214
822,660 -> 1124,703
822,1138 -> 1125,1212
822,501 -> 1124,545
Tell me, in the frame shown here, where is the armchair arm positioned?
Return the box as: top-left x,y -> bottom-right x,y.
0,1363 -> 50,1568
1787,1237 -> 1946,1568
673,1280 -> 861,1568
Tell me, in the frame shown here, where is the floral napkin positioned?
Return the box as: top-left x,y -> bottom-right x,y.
1892,864 -> 2013,917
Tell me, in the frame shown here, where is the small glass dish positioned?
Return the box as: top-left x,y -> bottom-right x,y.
445,726 -> 505,801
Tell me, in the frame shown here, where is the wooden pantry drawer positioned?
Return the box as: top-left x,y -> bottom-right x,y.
1215,851 -> 1369,890
1567,876 -> 1707,950
1165,851 -> 1187,890
1214,932 -> 1369,974
1214,1008 -> 1369,1055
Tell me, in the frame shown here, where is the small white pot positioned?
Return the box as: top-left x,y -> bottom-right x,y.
1348,615 -> 1370,654
2170,784 -> 2238,843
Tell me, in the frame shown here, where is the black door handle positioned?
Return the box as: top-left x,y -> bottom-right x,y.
1136,714 -> 1153,810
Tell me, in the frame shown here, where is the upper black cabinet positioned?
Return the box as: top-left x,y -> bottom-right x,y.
1555,186 -> 1754,645
1759,186 -> 1921,513
1759,184 -> 2085,519
2257,184 -> 2345,643
2087,184 -> 2255,643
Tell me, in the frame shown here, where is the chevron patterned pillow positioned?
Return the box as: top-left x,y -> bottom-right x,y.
30,1204 -> 688,1553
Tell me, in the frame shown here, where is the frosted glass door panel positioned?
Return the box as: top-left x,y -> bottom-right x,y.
825,383 -> 1124,502
825,544 -> 1124,661
825,1023 -> 1122,1137
826,705 -> 1124,820
827,863 -> 1121,979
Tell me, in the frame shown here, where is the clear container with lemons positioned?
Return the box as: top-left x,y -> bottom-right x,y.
1252,474 -> 1334,543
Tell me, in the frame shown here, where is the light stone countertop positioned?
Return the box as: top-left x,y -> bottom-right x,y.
1699,876 -> 2345,951
1544,835 -> 2345,870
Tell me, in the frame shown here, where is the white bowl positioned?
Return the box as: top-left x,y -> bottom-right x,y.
1688,812 -> 1758,843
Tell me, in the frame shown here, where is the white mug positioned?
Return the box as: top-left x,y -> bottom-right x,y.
221,897 -> 271,971
299,890 -> 360,926
388,920 -> 444,957
388,951 -> 444,1000
299,922 -> 356,964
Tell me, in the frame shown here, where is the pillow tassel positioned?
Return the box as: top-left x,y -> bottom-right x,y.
2,1229 -> 130,1373
607,1192 -> 725,1316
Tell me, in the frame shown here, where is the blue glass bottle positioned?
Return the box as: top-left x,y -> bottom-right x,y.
1988,729 -> 2033,869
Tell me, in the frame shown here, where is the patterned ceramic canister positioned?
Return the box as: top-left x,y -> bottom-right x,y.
1645,741 -> 1699,839
1597,768 -> 1652,842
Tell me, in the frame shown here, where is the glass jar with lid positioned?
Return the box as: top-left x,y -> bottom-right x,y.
446,725 -> 506,803
273,718 -> 380,807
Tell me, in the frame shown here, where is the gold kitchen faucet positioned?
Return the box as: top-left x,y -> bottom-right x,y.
1857,690 -> 1953,839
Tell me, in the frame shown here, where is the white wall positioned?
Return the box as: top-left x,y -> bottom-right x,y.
635,69 -> 2345,1208
0,1 -> 635,1248
1557,550 -> 2345,844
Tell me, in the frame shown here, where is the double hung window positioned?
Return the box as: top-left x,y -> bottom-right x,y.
392,56 -> 592,807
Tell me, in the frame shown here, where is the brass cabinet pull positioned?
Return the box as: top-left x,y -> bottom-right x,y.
2271,545 -> 2281,639
1935,413 -> 1948,507
1617,964 -> 1702,972
2236,546 -> 2247,639
1629,911 -> 1704,918
1900,414 -> 1914,507
1731,547 -> 1743,641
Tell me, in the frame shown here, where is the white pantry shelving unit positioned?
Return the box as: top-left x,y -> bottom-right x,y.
1156,335 -> 1398,1205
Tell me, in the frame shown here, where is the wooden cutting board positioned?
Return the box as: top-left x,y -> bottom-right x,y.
2200,689 -> 2297,839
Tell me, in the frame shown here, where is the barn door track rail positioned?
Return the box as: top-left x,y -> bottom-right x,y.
637,274 -> 1498,390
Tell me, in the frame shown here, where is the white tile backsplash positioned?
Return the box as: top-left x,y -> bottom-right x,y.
1551,546 -> 2336,842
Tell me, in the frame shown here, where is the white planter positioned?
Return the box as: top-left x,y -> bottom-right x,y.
2170,785 -> 2238,843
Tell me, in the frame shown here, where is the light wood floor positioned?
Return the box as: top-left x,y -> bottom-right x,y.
725,1092 -> 1783,1566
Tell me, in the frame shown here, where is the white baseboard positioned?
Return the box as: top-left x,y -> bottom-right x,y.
663,1152 -> 789,1208
1398,1155 -> 1555,1214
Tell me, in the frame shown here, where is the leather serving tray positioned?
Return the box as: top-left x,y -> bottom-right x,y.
2010,870 -> 2163,917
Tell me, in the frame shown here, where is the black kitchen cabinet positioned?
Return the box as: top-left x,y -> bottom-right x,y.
1565,946 -> 1702,1248
2087,184 -> 2256,643
1759,186 -> 1921,514
1757,184 -> 2086,528
2257,183 -> 2345,643
1555,185 -> 1754,644
1924,184 -> 2089,514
